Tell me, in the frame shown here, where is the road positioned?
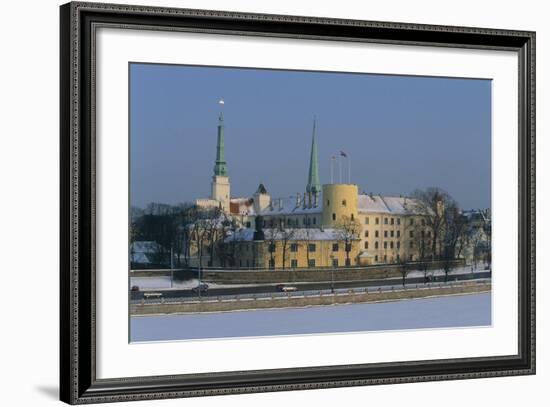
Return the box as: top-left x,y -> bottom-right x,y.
130,270 -> 491,301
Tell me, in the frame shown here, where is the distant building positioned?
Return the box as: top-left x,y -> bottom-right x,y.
196,113 -> 433,268
130,241 -> 163,266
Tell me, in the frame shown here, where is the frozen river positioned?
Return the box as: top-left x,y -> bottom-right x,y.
131,293 -> 491,342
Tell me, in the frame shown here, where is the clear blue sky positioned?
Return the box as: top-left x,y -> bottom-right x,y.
130,63 -> 491,210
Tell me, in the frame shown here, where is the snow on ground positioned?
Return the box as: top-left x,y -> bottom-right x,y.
130,276 -> 262,290
405,265 -> 489,279
130,292 -> 491,342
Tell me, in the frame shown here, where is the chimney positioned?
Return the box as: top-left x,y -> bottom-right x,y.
296,193 -> 301,208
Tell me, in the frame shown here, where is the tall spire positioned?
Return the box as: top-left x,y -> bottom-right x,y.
213,110 -> 227,176
306,117 -> 321,194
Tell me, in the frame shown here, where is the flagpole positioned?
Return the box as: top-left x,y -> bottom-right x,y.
348,155 -> 351,184
330,157 -> 334,184
339,154 -> 342,184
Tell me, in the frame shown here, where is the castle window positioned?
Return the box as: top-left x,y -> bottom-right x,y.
375,255 -> 378,262
308,259 -> 316,267
291,259 -> 298,268
375,217 -> 379,225
384,241 -> 388,249
390,230 -> 394,237
390,241 -> 394,249
364,241 -> 369,249
397,230 -> 401,238
384,218 -> 388,225
332,258 -> 339,267
397,241 -> 401,249
291,243 -> 298,252
308,243 -> 317,252
365,217 -> 369,224
391,218 -> 395,225
409,218 -> 414,226
332,243 -> 339,252
351,214 -> 355,221
397,218 -> 401,225
313,217 -> 316,225
384,231 -> 388,238
345,243 -> 352,252
409,241 -> 414,248
364,230 -> 369,238
332,213 -> 336,221
409,230 -> 414,238
375,230 -> 379,238
327,200 -> 330,206
342,199 -> 347,206
375,241 -> 379,249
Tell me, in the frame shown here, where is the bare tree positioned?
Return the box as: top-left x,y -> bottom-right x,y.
410,188 -> 453,260
407,216 -> 432,283
334,215 -> 360,266
264,228 -> 279,269
279,228 -> 298,269
440,204 -> 469,282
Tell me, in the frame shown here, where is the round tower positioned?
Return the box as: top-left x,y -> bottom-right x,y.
321,184 -> 359,227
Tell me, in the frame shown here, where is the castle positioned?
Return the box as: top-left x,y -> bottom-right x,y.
196,112 -> 429,269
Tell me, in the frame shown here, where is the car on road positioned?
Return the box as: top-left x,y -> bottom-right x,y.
276,284 -> 297,292
143,292 -> 163,299
192,283 -> 209,293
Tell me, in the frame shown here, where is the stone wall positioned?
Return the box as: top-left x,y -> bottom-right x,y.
130,281 -> 489,316
201,260 -> 464,284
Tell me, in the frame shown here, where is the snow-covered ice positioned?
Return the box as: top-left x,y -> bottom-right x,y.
131,292 -> 491,342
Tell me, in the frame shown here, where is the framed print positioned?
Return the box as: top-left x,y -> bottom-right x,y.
60,1 -> 535,404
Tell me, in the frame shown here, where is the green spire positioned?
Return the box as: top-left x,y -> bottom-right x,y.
306,117 -> 321,194
213,112 -> 227,176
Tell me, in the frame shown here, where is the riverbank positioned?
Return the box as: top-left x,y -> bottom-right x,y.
130,281 -> 490,316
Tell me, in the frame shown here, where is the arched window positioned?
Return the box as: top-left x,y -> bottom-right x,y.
332,213 -> 336,221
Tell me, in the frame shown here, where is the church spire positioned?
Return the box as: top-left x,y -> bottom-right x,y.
306,117 -> 321,194
213,109 -> 227,176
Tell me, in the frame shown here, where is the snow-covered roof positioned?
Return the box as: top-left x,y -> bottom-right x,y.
230,197 -> 255,216
225,227 -> 358,242
130,241 -> 161,253
258,195 -> 322,216
358,194 -> 420,215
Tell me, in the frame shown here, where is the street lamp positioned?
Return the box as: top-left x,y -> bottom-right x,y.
330,255 -> 335,294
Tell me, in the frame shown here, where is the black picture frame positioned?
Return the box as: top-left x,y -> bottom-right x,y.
60,1 -> 536,404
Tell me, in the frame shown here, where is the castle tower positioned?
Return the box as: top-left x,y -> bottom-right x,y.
211,111 -> 230,211
306,118 -> 321,195
321,184 -> 359,227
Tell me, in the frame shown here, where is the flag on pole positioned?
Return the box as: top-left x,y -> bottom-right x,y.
340,150 -> 347,157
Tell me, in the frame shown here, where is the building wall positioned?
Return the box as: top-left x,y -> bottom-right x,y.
211,175 -> 230,211
231,238 -> 360,269
321,184 -> 359,227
